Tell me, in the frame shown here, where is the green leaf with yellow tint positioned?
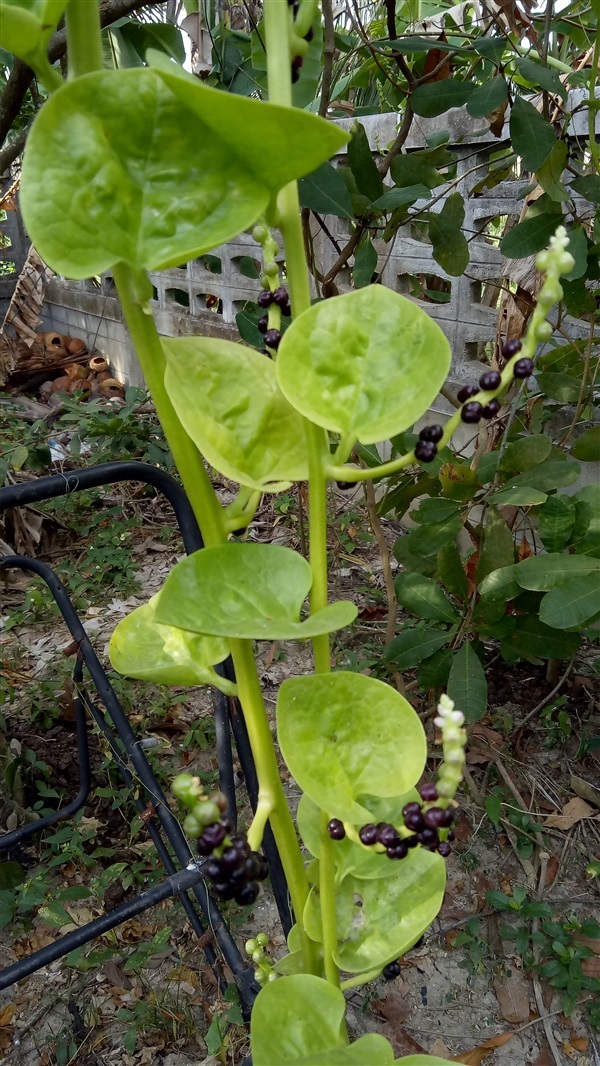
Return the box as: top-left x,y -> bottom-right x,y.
154,544 -> 357,640
163,337 -> 308,491
277,288 -> 450,445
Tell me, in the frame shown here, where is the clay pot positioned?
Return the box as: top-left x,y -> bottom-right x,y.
44,332 -> 64,349
89,354 -> 108,373
99,377 -> 122,390
50,376 -> 72,395
68,337 -> 86,354
65,363 -> 87,380
69,378 -> 92,395
96,370 -> 111,383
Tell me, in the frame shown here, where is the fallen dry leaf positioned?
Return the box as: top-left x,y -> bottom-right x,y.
543,797 -> 596,830
452,1031 -> 514,1064
570,776 -> 600,810
581,955 -> 600,979
493,972 -> 530,1024
545,854 -> 560,886
429,1039 -> 452,1058
571,1037 -> 589,1052
0,1003 -> 15,1027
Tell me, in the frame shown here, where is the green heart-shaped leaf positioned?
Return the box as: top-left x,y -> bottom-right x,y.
277,673 -> 426,823
21,67 -> 349,277
276,288 -> 450,445
154,544 -> 357,640
0,0 -> 67,68
251,975 -> 395,1065
163,337 -> 308,491
108,594 -> 233,693
304,848 -> 445,972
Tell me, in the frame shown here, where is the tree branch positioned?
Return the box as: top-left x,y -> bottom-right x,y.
0,123 -> 31,174
384,0 -> 414,84
0,60 -> 34,150
319,0 -> 335,117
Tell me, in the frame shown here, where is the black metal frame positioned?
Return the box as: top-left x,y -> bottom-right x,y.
0,462 -> 291,1009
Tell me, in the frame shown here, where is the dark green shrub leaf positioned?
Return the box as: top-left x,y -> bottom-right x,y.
500,213 -> 565,259
478,564 -> 520,602
536,141 -> 569,202
473,38 -> 506,64
539,574 -> 600,629
536,371 -> 582,403
277,287 -> 450,444
411,80 -> 475,117
353,235 -> 378,288
412,499 -> 463,525
466,77 -> 507,119
390,154 -> 444,190
437,542 -> 468,600
509,96 -> 556,171
21,67 -> 349,276
298,162 -> 354,218
403,516 -> 464,558
569,175 -> 600,204
496,460 -> 581,500
277,672 -> 426,823
347,121 -> 383,202
476,507 -> 514,583
513,553 -> 600,591
514,56 -> 567,99
500,434 -> 552,472
571,426 -> 600,462
500,616 -> 580,661
383,628 -> 450,669
372,184 -> 430,211
538,495 -> 576,552
109,594 -> 232,692
418,647 -> 454,689
155,543 -> 357,640
395,572 -> 459,623
163,337 -> 308,491
429,193 -> 469,276
447,640 -> 488,724
562,225 -> 589,281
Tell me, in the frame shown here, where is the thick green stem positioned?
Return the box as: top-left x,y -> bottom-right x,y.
231,639 -> 315,972
66,0 -> 103,78
113,265 -> 226,548
264,0 -> 340,990
589,32 -> 600,175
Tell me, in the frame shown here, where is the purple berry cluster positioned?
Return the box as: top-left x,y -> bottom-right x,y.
257,286 -> 291,352
415,423 -> 443,463
327,784 -> 456,861
454,338 -> 535,429
202,832 -> 269,906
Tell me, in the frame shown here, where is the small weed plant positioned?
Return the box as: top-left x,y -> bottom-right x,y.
2,1 -> 598,1062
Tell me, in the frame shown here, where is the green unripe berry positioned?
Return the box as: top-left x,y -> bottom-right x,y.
265,261 -> 279,277
252,948 -> 265,964
183,812 -> 204,838
252,224 -> 269,245
256,932 -> 268,947
245,939 -> 257,956
193,799 -> 221,827
255,969 -> 267,984
536,321 -> 553,341
267,971 -> 277,981
172,773 -> 202,805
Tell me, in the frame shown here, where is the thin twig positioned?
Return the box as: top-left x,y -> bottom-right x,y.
319,0 -> 335,117
510,656 -> 576,738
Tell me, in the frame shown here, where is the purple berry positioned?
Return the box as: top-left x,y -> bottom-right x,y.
502,338 -> 522,359
255,857 -> 269,882
257,290 -> 273,309
378,824 -> 401,848
404,811 -> 424,832
386,840 -> 408,860
264,328 -> 282,350
447,829 -> 456,842
513,357 -> 534,379
405,834 -> 419,848
235,882 -> 259,905
327,818 -> 346,840
258,314 -> 268,334
403,803 -> 422,817
220,846 -> 243,873
359,824 -> 378,846
212,881 -> 237,900
202,823 -> 227,848
461,401 -> 483,424
419,784 -> 438,803
479,370 -> 501,391
482,398 -> 501,418
196,835 -> 214,856
417,827 -> 438,846
230,833 -> 251,857
204,859 -> 225,882
457,385 -> 478,403
423,807 -> 447,829
415,440 -> 437,463
440,808 -> 455,827
438,842 -> 452,857
280,298 -> 291,317
271,286 -> 289,307
383,960 -> 401,980
419,424 -> 443,444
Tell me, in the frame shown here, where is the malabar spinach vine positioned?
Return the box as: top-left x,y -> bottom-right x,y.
6,0 -> 574,1061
